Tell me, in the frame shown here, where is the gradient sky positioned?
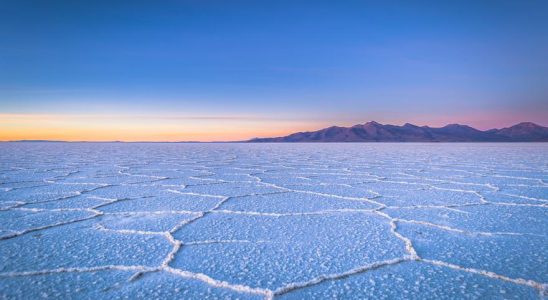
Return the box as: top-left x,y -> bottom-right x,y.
1,0 -> 547,141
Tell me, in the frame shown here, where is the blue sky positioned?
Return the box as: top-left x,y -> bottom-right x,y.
1,0 -> 547,140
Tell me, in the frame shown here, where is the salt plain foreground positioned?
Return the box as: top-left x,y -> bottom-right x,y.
0,142 -> 546,299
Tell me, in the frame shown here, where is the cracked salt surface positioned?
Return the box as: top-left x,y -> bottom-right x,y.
0,142 -> 547,299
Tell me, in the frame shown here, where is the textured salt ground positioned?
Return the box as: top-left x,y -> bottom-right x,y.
0,210 -> 94,237
0,222 -> 173,272
398,222 -> 547,283
384,205 -> 548,236
97,192 -> 221,213
218,192 -> 379,213
172,212 -> 407,290
278,261 -> 539,299
0,142 -> 547,299
98,212 -> 200,232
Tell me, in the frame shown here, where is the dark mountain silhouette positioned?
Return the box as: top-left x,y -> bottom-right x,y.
248,121 -> 548,142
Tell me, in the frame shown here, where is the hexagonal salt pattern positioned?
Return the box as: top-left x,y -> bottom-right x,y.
0,142 -> 546,299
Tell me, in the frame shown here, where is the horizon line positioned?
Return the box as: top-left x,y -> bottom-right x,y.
2,120 -> 545,143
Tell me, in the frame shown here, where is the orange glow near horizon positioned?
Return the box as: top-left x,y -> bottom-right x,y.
0,113 -> 324,142
1,113 -> 545,142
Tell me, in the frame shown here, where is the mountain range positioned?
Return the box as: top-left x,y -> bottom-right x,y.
248,122 -> 548,142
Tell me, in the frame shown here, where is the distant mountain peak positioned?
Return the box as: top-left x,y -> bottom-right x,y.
362,121 -> 382,127
509,122 -> 542,128
441,123 -> 474,129
248,121 -> 548,142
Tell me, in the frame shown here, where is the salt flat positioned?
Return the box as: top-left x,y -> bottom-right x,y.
0,142 -> 546,299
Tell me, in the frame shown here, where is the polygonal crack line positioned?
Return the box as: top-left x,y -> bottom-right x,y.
117,169 -> 166,180
180,180 -> 226,187
0,201 -> 26,211
109,193 -> 249,290
89,201 -> 410,298
377,207 -> 542,237
398,218 -> 542,237
421,259 -> 547,294
2,183 -> 139,225
13,183 -> 117,208
383,198 -> 547,210
500,192 -> 548,203
377,176 -> 547,206
120,232 -> 275,298
102,210 -> 199,216
10,206 -> 100,215
159,246 -> 411,299
2,169 -> 546,297
426,179 -> 500,192
167,196 -> 231,235
373,208 -> 548,295
167,190 -> 296,234
373,210 -> 419,260
0,183 -> 49,192
0,211 -> 101,241
272,257 -> 411,297
91,195 -> 154,211
253,183 -> 385,208
224,209 -> 362,217
166,188 -> 243,200
12,192 -> 82,207
0,265 -> 155,278
149,207 -> 417,298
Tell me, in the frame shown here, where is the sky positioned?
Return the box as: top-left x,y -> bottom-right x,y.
1,0 -> 547,141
